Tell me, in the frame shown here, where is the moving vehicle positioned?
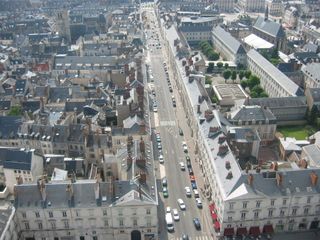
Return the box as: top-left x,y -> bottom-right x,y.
179,128 -> 184,136
179,162 -> 185,170
166,206 -> 171,213
172,208 -> 180,221
185,187 -> 192,197
193,218 -> 201,230
196,198 -> 203,208
177,199 -> 186,210
182,234 -> 189,240
182,142 -> 188,153
166,213 -> 174,232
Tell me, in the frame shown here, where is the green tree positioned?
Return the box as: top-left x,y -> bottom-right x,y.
248,75 -> 260,89
205,75 -> 212,85
223,70 -> 231,82
217,62 -> 223,69
259,91 -> 268,98
8,106 -> 22,116
224,63 -> 229,68
308,106 -> 319,125
245,70 -> 251,79
240,80 -> 248,89
208,51 -> 219,61
207,63 -> 214,73
251,85 -> 264,95
231,70 -> 237,82
239,70 -> 245,80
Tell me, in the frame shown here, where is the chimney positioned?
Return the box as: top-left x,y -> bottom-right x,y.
299,159 -> 308,169
40,96 -> 44,112
276,172 -> 283,186
271,162 -> 278,171
39,178 -> 46,201
248,174 -> 254,185
94,174 -> 101,200
139,137 -> 145,154
182,60 -> 186,66
197,104 -> 201,114
310,172 -> 318,186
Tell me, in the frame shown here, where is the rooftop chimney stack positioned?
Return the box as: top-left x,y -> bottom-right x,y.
248,174 -> 254,185
276,172 -> 283,186
310,172 -> 318,186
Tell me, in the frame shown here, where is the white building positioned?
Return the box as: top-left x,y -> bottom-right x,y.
283,6 -> 299,29
302,63 -> 320,88
238,0 -> 265,12
215,0 -> 234,12
265,0 -> 283,16
247,49 -> 303,97
0,205 -> 19,240
212,26 -> 247,66
163,22 -> 320,238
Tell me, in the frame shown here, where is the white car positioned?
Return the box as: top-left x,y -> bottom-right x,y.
153,107 -> 158,112
159,154 -> 164,163
166,206 -> 171,213
177,198 -> 186,210
193,189 -> 199,198
179,162 -> 185,170
185,187 -> 192,197
196,198 -> 203,208
157,142 -> 162,150
172,208 -> 180,221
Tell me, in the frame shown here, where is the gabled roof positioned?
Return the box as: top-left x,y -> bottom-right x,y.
253,16 -> 285,38
1,148 -> 33,170
113,189 -> 155,206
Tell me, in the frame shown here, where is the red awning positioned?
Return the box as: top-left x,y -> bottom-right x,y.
237,227 -> 247,236
209,203 -> 215,212
224,228 -> 235,236
249,226 -> 261,237
214,221 -> 221,230
211,212 -> 218,220
263,225 -> 274,234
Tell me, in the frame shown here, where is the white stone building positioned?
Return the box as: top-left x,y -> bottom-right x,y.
0,205 -> 19,240
238,0 -> 265,12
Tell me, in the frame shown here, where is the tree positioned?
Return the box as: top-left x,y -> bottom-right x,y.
239,70 -> 245,80
245,70 -> 251,79
247,75 -> 260,89
224,63 -> 229,68
208,51 -> 219,61
207,63 -> 214,73
259,91 -> 268,98
251,85 -> 264,95
205,75 -> 212,85
231,71 -> 237,82
240,80 -> 248,89
308,105 -> 319,125
8,106 -> 22,116
217,62 -> 223,69
223,70 -> 231,82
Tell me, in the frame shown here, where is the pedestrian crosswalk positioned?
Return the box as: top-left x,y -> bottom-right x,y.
160,120 -> 176,126
170,235 -> 213,240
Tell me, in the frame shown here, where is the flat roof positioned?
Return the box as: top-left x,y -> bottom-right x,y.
243,33 -> 274,50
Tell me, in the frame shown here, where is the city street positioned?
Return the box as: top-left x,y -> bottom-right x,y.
142,5 -> 213,240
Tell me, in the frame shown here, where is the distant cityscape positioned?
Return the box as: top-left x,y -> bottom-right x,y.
0,0 -> 320,240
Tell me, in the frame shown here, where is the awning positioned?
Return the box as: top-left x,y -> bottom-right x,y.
249,226 -> 260,237
211,212 -> 218,220
214,221 -> 221,230
209,203 -> 215,212
224,228 -> 234,236
237,227 -> 247,236
263,225 -> 274,234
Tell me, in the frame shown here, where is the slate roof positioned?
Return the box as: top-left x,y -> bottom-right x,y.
22,100 -> 40,112
253,16 -> 285,38
302,63 -> 320,82
1,148 -> 33,170
230,105 -> 276,123
49,87 -> 71,102
243,96 -> 306,108
212,26 -> 246,54
0,100 -> 11,110
0,116 -> 23,139
294,52 -> 320,64
180,25 -> 213,32
303,42 -> 320,53
0,205 -> 14,237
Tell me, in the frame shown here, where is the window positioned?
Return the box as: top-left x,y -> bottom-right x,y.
64,221 -> 69,229
93,237 -> 98,240
228,216 -> 232,222
35,212 -> 40,218
51,221 -> 56,229
292,208 -> 297,216
256,201 -> 261,208
25,222 -> 30,230
22,212 -> 26,218
38,222 -> 43,229
307,196 -> 312,204
119,219 -> 124,226
103,209 -> 107,216
268,209 -> 273,217
304,208 -> 309,215
62,211 -> 67,217
146,209 -> 151,215
49,211 -> 53,218
146,218 -> 152,227
242,202 -> 247,209
104,220 -> 109,227
229,203 -> 234,210
241,212 -> 246,220
118,210 -> 123,216
133,219 -> 138,226
254,211 -> 259,219
80,237 -> 85,240
271,199 -> 275,206
283,199 -> 287,205
280,209 -> 285,217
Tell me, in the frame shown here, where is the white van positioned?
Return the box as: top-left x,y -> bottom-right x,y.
165,213 -> 174,232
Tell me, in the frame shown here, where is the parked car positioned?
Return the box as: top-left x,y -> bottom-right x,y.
196,198 -> 202,208
191,181 -> 197,190
162,177 -> 167,187
159,154 -> 164,164
166,206 -> 171,213
163,187 -> 169,198
193,189 -> 199,198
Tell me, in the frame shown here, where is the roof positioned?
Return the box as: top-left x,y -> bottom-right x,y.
302,144 -> 320,164
230,105 -> 276,122
306,88 -> 320,102
49,87 -> 71,102
247,49 -> 303,96
303,42 -> 320,53
243,33 -> 274,50
123,115 -> 143,129
294,52 -> 320,64
212,26 -> 246,55
253,16 -> 285,38
1,148 -> 33,170
213,84 -> 248,101
302,63 -> 320,82
242,96 -> 307,108
0,205 -> 14,237
0,116 -> 23,139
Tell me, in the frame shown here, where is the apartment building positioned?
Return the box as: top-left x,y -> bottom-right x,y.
247,49 -> 303,98
0,205 -> 19,240
211,26 -> 247,66
302,63 -> 320,88
163,22 -> 320,238
214,0 -> 234,13
265,0 -> 283,17
238,0 -> 265,13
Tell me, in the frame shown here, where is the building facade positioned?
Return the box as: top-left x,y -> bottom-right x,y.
238,0 -> 265,13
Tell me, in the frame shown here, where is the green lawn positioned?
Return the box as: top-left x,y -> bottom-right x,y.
278,125 -> 316,140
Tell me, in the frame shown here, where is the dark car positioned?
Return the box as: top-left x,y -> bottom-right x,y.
191,181 -> 197,190
193,218 -> 201,230
182,234 -> 189,240
179,128 -> 184,136
188,167 -> 194,175
169,86 -> 173,92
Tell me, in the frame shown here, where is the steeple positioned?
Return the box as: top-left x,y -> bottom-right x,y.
265,5 -> 269,21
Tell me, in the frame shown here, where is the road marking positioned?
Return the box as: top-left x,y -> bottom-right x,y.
160,120 -> 176,126
154,113 -> 160,127
159,164 -> 166,179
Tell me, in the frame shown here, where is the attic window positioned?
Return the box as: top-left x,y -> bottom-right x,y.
225,161 -> 231,170
226,171 -> 233,179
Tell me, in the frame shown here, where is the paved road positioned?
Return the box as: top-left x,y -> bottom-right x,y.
142,6 -> 213,240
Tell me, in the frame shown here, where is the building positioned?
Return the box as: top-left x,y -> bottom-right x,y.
212,84 -> 248,108
238,0 -> 265,13
163,23 -> 320,237
305,88 -> 320,111
215,0 -> 234,13
247,49 -> 303,97
279,137 -> 310,160
252,11 -> 286,50
301,144 -> 320,168
265,0 -> 283,17
212,26 -> 247,66
236,97 -> 307,125
1,148 -> 43,193
229,105 -> 277,142
242,33 -> 274,51
178,16 -> 222,44
302,63 -> 320,88
0,205 -> 19,240
283,6 -> 299,29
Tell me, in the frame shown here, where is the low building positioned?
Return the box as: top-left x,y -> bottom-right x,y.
302,63 -> 320,88
305,88 -> 320,111
279,137 -> 310,160
228,105 -> 277,142
242,33 -> 274,51
247,49 -> 303,97
212,84 -> 248,108
236,97 -> 307,125
301,144 -> 320,168
212,26 -> 247,66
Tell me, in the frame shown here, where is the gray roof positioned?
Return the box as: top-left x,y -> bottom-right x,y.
0,116 -> 23,139
180,25 -> 213,32
247,49 -> 303,96
306,88 -> 320,102
253,16 -> 285,38
302,63 -> 320,82
49,87 -> 71,102
304,42 -> 320,53
230,105 -> 276,122
1,148 -> 33,170
244,97 -> 307,108
302,144 -> 320,164
212,26 -> 246,54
